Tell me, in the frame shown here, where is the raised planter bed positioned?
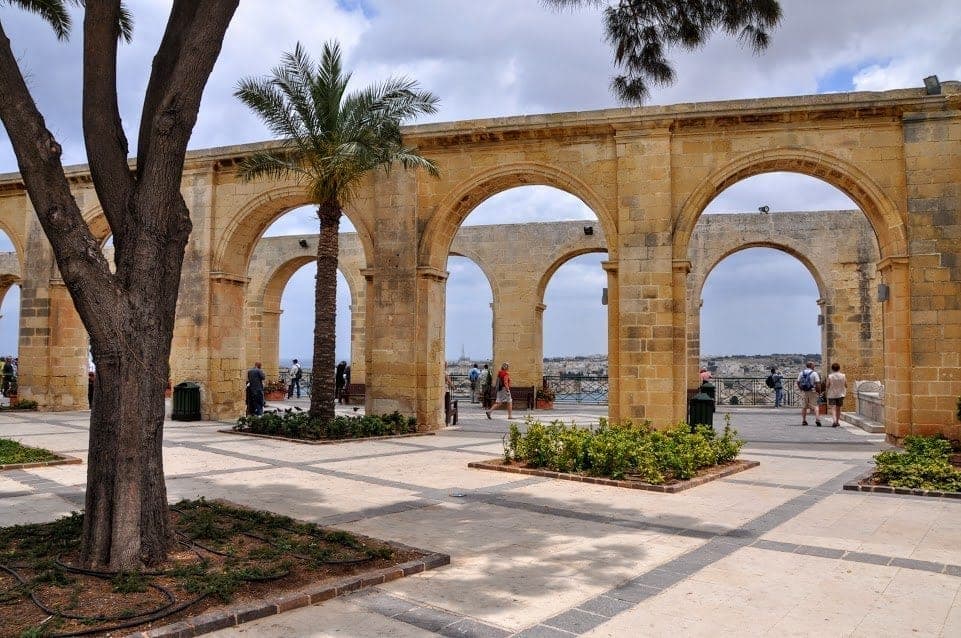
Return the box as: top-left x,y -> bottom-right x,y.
220,429 -> 435,445
844,470 -> 961,499
0,453 -> 82,471
468,457 -> 759,493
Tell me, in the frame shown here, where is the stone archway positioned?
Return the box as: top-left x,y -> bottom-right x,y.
419,163 -> 617,271
673,150 -> 906,434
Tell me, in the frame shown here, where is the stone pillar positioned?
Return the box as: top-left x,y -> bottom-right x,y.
900,109 -> 961,442
878,256 -> 914,439
261,308 -> 281,380
823,261 -> 883,410
18,214 -> 87,408
672,260 -> 691,422
602,260 -> 620,420
349,299 -> 365,383
614,127 -> 675,425
204,275 -> 248,419
491,291 -> 540,388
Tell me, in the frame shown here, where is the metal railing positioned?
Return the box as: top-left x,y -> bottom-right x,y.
448,374 -> 610,404
542,375 -> 608,404
275,371 -> 802,408
278,367 -> 314,398
710,376 -> 800,407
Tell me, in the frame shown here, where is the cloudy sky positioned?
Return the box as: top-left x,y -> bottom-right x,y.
0,1 -> 959,364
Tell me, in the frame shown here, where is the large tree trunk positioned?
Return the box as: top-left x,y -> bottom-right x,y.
309,202 -> 341,422
0,1 -> 239,570
83,321 -> 175,567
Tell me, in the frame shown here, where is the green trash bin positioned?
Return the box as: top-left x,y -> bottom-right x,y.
688,391 -> 715,430
172,382 -> 201,421
699,380 -> 715,401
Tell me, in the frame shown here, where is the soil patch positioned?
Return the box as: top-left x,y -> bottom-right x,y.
468,458 -> 759,493
0,499 -> 447,637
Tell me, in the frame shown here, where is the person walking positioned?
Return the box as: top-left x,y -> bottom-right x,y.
247,361 -> 266,416
468,363 -> 481,403
796,361 -> 822,426
486,362 -> 513,420
1,357 -> 14,397
481,364 -> 493,409
287,358 -> 303,398
825,363 -> 847,428
335,361 -> 347,403
770,366 -> 784,408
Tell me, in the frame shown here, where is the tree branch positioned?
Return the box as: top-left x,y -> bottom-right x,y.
136,0 -> 238,191
0,18 -> 118,344
83,0 -> 134,243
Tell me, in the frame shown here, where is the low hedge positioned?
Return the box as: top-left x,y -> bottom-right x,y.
873,436 -> 961,491
503,417 -> 744,484
235,408 -> 416,440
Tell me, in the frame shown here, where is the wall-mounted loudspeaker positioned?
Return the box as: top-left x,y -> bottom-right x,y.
877,283 -> 889,302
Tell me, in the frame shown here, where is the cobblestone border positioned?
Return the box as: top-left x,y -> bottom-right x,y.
843,471 -> 961,499
132,544 -> 450,637
218,429 -> 436,445
468,458 -> 759,493
0,453 -> 82,471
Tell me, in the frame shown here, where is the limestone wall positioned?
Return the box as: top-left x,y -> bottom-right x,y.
0,83 -> 958,440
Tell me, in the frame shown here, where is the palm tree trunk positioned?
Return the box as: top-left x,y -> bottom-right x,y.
309,201 -> 341,421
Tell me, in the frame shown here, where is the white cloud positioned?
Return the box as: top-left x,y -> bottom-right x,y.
2,0 -> 956,362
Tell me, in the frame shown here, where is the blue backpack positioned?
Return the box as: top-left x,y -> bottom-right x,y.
798,370 -> 815,391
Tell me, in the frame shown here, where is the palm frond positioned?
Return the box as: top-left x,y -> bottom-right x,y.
5,0 -> 75,40
236,151 -> 306,183
235,38 -> 440,206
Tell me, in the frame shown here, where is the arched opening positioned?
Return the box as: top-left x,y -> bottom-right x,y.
542,252 -> 609,403
690,172 -> 882,413
443,184 -> 608,405
249,205 -> 360,385
0,230 -> 20,367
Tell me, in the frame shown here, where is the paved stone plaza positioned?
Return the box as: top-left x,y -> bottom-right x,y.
0,404 -> 959,637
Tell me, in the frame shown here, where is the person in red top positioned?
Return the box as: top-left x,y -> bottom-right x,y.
486,362 -> 513,419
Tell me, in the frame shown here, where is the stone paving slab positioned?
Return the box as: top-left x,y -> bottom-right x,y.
0,406 -> 958,638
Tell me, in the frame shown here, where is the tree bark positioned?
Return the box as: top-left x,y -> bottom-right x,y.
309,201 -> 341,422
0,1 -> 239,570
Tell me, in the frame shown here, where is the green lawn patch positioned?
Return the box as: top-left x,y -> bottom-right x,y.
234,408 -> 416,441
0,438 -> 58,465
498,417 -> 745,484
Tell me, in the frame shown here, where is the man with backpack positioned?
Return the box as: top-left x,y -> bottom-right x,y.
766,366 -> 784,408
468,363 -> 481,403
796,361 -> 822,426
288,359 -> 303,398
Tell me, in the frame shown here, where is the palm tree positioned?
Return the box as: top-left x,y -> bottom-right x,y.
544,0 -> 781,104
235,41 -> 439,423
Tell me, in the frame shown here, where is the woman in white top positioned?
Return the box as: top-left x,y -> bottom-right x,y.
825,362 -> 847,428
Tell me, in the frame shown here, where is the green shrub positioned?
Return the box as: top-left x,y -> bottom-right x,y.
501,416 -> 743,484
235,409 -> 416,440
873,435 -> 961,491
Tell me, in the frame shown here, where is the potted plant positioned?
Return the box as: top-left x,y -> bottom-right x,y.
535,386 -> 555,410
264,379 -> 288,401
